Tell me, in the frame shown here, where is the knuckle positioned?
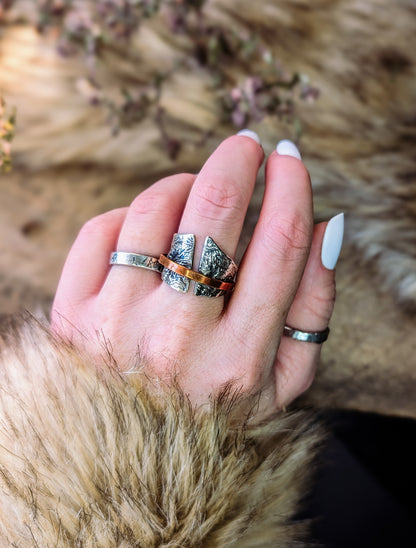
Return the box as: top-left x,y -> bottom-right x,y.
240,364 -> 264,393
193,173 -> 244,222
129,190 -> 167,218
262,210 -> 311,261
219,360 -> 263,394
303,287 -> 336,324
224,339 -> 265,393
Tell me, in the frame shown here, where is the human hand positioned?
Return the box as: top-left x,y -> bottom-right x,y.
51,133 -> 343,413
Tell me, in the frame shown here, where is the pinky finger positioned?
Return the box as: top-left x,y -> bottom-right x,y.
274,214 -> 344,408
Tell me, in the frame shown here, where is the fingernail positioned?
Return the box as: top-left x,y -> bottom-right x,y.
276,139 -> 302,160
237,129 -> 261,145
321,213 -> 344,270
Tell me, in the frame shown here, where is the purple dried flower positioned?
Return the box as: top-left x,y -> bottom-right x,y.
29,0 -> 318,155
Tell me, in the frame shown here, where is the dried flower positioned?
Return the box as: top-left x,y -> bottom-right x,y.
29,0 -> 318,155
0,97 -> 16,172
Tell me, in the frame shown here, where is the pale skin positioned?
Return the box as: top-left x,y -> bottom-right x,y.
51,135 -> 336,414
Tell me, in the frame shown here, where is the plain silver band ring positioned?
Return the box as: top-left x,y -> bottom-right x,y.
283,325 -> 330,344
110,251 -> 163,272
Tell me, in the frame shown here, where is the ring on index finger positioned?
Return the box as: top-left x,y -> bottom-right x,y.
110,251 -> 163,272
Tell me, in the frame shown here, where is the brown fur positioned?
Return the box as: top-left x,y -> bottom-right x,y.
2,0 -> 415,305
0,316 -> 322,546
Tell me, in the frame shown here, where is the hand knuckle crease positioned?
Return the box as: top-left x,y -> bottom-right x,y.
263,214 -> 310,256
194,177 -> 242,218
130,193 -> 166,217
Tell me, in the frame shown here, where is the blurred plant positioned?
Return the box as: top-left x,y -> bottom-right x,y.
2,0 -> 319,157
0,97 -> 16,173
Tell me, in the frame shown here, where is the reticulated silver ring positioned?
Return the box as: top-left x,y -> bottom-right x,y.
110,251 -> 163,273
283,325 -> 330,344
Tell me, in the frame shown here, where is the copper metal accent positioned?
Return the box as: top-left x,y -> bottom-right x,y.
161,233 -> 195,293
159,254 -> 235,292
195,236 -> 238,297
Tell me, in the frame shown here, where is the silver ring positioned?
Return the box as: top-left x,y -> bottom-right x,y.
161,234 -> 238,297
110,251 -> 163,272
283,325 -> 330,344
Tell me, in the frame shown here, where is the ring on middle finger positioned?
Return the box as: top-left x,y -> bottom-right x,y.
161,233 -> 238,297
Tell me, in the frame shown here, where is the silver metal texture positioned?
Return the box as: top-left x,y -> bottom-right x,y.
195,237 -> 238,297
110,251 -> 163,272
161,234 -> 238,296
283,325 -> 330,344
161,233 -> 195,293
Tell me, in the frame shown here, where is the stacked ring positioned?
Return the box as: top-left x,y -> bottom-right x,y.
160,233 -> 238,297
109,234 -> 329,343
158,254 -> 235,292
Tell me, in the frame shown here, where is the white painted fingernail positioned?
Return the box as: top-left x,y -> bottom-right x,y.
237,129 -> 261,145
276,139 -> 302,160
321,213 -> 344,270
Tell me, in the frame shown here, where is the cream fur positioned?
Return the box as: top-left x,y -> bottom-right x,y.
1,0 -> 416,307
0,317 -> 322,546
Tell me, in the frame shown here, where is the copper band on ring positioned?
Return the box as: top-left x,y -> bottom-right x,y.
159,254 -> 235,292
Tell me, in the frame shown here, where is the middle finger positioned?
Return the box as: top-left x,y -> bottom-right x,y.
161,133 -> 263,301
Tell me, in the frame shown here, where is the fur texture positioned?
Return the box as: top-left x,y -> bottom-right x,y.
1,0 -> 416,417
0,317 -> 322,546
1,0 -> 416,307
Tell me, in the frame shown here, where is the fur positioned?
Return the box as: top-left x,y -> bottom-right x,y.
0,316 -> 322,546
1,0 -> 416,306
1,0 -> 416,417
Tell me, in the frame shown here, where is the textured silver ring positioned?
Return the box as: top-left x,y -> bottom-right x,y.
283,325 -> 330,344
110,251 -> 163,273
161,233 -> 238,297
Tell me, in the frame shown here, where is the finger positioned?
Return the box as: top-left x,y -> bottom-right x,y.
105,174 -> 195,295
176,134 -> 264,269
227,149 -> 314,355
53,208 -> 128,308
273,219 -> 342,408
52,207 -> 128,331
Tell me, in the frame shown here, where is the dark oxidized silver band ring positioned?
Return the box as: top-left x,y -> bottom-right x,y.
283,325 -> 330,344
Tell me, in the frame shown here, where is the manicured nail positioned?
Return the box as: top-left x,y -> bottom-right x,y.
237,129 -> 261,145
321,213 -> 344,270
276,139 -> 302,160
